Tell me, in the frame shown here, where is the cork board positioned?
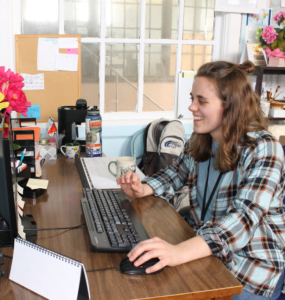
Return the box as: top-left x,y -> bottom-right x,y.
15,34 -> 81,122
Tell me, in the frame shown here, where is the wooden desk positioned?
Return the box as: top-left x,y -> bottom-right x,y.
0,156 -> 242,300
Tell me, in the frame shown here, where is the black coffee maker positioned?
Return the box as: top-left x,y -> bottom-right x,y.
58,99 -> 88,148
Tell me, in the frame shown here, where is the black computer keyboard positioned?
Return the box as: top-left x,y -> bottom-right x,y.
81,188 -> 150,252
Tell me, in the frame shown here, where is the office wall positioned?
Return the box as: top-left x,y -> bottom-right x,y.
102,122 -> 193,157
36,121 -> 193,157
0,0 -> 13,69
0,0 -> 20,71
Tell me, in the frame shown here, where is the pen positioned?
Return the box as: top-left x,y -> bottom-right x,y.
273,86 -> 280,99
40,158 -> 45,166
275,91 -> 282,100
19,149 -> 26,165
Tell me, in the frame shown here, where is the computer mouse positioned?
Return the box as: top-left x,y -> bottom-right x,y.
120,254 -> 164,275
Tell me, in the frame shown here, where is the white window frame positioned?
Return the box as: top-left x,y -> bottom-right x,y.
59,0 -> 223,124
6,0 -> 241,125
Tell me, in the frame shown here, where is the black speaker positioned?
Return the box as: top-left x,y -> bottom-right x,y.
58,99 -> 87,146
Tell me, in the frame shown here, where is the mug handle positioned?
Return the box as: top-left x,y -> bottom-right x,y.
60,145 -> 66,156
108,161 -> 117,177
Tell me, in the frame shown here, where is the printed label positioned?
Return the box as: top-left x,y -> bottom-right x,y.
89,120 -> 101,128
86,145 -> 101,157
86,131 -> 98,144
164,140 -> 182,149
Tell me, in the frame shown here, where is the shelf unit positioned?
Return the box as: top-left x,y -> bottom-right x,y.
253,66 -> 285,96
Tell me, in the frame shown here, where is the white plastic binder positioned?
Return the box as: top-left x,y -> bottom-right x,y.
9,238 -> 90,300
177,71 -> 196,119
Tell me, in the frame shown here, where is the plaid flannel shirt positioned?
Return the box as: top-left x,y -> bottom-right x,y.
142,131 -> 285,298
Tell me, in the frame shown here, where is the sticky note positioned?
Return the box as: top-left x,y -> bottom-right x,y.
67,49 -> 78,55
27,178 -> 49,190
21,105 -> 40,120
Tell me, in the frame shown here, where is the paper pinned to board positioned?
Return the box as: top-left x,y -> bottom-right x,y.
80,157 -> 145,190
37,38 -> 59,71
22,74 -> 44,90
55,54 -> 78,71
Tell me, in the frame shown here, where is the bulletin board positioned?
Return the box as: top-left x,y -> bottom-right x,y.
15,34 -> 81,122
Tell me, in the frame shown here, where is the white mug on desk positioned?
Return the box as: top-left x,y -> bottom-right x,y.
60,143 -> 80,159
108,157 -> 136,178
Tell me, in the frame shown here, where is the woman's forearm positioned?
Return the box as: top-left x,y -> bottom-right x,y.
142,183 -> 155,197
175,235 -> 213,265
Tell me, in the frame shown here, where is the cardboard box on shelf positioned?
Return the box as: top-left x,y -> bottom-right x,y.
269,108 -> 285,118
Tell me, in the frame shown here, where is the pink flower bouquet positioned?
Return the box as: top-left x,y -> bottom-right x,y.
257,11 -> 285,52
260,26 -> 278,44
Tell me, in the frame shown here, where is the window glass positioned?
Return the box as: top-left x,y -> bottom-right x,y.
65,0 -> 100,37
81,43 -> 100,108
181,45 -> 212,71
145,0 -> 178,39
106,0 -> 140,38
105,44 -> 138,112
22,0 -> 58,34
20,0 -> 217,117
143,44 -> 176,112
183,0 -> 215,40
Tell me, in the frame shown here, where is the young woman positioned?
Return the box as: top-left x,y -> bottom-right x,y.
117,60 -> 285,300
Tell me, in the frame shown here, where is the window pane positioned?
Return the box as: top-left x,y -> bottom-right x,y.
81,44 -> 100,108
65,0 -> 100,37
143,44 -> 176,112
106,0 -> 140,38
183,0 -> 215,40
22,0 -> 58,34
181,45 -> 212,71
145,0 -> 179,39
105,44 -> 138,112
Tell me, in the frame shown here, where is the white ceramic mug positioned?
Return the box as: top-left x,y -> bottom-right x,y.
108,157 -> 136,178
60,143 -> 80,159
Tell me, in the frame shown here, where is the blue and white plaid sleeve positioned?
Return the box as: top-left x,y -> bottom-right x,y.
142,147 -> 194,202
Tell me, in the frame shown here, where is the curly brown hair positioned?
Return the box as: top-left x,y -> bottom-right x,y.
187,60 -> 267,173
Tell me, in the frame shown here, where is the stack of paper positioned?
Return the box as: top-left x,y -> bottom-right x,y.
16,183 -> 26,239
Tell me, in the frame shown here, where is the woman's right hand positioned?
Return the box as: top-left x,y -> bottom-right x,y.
116,170 -> 150,198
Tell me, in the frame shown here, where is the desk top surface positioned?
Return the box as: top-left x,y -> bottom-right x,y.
0,156 -> 242,300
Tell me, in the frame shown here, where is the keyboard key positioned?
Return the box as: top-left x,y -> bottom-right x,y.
97,227 -> 103,233
114,216 -> 121,224
118,241 -> 132,248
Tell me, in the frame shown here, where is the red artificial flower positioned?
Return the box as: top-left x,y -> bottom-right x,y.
0,80 -> 9,96
7,87 -> 31,116
0,66 -> 30,118
0,67 -> 24,89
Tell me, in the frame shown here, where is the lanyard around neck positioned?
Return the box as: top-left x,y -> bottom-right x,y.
201,157 -> 223,222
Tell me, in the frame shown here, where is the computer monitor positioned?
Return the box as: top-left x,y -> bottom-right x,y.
0,120 -> 18,247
